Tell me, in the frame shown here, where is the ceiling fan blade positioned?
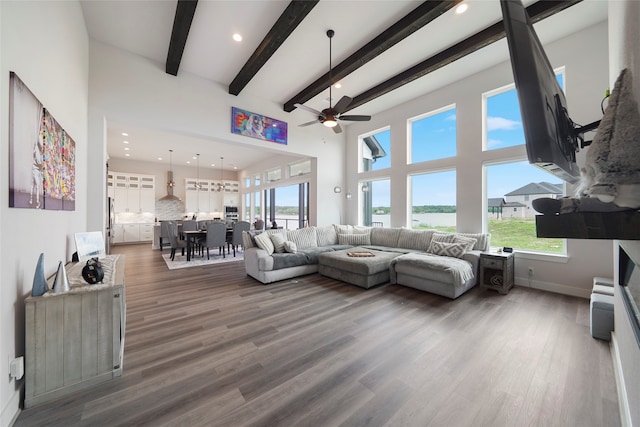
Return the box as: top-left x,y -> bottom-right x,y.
332,123 -> 343,134
339,115 -> 371,122
294,103 -> 323,116
333,96 -> 352,114
299,119 -> 321,127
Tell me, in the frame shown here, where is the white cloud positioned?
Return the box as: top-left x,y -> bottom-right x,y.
445,113 -> 456,122
487,116 -> 521,131
487,139 -> 504,148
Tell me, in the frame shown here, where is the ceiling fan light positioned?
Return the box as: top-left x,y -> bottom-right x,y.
324,119 -> 338,128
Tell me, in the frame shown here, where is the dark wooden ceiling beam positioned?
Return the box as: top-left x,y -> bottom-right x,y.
345,0 -> 582,112
229,0 -> 319,96
166,0 -> 199,76
284,0 -> 463,112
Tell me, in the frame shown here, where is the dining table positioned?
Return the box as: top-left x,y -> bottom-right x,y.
182,227 -> 233,261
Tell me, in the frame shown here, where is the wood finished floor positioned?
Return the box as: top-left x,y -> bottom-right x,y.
15,244 -> 620,427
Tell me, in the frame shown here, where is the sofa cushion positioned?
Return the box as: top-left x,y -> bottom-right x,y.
300,246 -> 337,264
283,241 -> 298,253
397,228 -> 434,251
429,241 -> 469,259
431,232 -> 458,244
452,235 -> 477,252
270,233 -> 287,253
316,225 -> 338,246
271,253 -> 311,270
353,226 -> 372,234
254,232 -> 275,255
287,227 -> 318,250
334,224 -> 353,234
370,227 -> 401,247
456,232 -> 491,251
338,233 -> 371,246
242,230 -> 263,249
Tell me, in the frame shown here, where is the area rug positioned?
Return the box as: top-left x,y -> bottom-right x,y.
161,250 -> 244,270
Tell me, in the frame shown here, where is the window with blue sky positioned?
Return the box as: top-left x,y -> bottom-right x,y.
409,105 -> 456,163
411,170 -> 456,231
361,128 -> 390,172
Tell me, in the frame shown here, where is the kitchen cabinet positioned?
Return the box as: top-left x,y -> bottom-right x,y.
185,178 -> 238,213
123,224 -> 140,242
108,172 -> 155,213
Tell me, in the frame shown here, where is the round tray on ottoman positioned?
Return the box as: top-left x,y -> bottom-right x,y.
318,249 -> 401,289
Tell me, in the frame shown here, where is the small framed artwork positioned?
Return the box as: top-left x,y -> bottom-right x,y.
231,107 -> 287,145
74,231 -> 106,262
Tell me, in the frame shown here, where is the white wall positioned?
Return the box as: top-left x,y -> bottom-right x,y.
0,1 -> 88,425
609,1 -> 640,425
87,42 -> 346,233
345,22 -> 613,299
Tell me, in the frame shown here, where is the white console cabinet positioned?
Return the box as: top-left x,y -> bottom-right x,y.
24,255 -> 126,408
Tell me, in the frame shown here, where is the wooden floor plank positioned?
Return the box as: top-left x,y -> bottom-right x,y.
15,243 -> 621,427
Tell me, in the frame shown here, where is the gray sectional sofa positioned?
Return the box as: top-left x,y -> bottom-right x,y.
242,224 -> 490,299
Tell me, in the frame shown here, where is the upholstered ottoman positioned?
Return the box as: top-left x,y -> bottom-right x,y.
590,292 -> 614,341
318,249 -> 401,289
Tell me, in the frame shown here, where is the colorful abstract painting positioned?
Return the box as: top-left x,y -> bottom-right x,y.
231,107 -> 287,145
9,72 -> 76,210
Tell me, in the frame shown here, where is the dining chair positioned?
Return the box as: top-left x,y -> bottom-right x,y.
181,220 -> 200,257
228,221 -> 250,257
167,222 -> 187,261
159,221 -> 172,250
204,221 -> 227,259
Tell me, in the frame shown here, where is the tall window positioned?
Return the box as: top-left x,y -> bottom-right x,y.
244,193 -> 250,221
410,170 -> 456,231
361,128 -> 390,172
485,161 -> 565,253
409,105 -> 456,163
485,71 -> 564,151
265,183 -> 308,230
361,179 -> 390,227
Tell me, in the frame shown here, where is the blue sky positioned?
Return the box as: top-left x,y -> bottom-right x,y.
274,77 -> 565,208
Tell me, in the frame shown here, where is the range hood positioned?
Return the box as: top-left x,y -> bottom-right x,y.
158,171 -> 180,201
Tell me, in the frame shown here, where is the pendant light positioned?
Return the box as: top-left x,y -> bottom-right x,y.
218,157 -> 225,192
168,149 -> 175,188
195,153 -> 202,190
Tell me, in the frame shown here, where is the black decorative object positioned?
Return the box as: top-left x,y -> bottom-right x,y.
82,257 -> 104,284
503,247 -> 513,253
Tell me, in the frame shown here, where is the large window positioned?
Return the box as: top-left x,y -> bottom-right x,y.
410,170 -> 456,231
361,128 -> 390,172
485,71 -> 564,151
264,183 -> 308,230
485,161 -> 565,253
361,179 -> 390,227
409,105 -> 456,163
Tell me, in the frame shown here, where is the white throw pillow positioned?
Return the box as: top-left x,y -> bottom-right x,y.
270,233 -> 286,253
283,241 -> 298,253
254,232 -> 275,255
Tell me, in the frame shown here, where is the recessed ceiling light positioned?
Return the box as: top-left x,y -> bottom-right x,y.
192,156 -> 197,160
334,82 -> 342,89
125,153 -> 130,157
124,147 -> 130,151
186,161 -> 191,164
233,33 -> 242,42
121,132 -> 128,136
211,163 -> 215,167
158,157 -> 163,161
123,140 -> 129,144
233,166 -> 237,170
455,3 -> 468,14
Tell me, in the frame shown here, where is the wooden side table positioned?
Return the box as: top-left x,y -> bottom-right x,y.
479,251 -> 514,294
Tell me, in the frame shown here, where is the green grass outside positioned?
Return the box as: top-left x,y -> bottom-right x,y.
414,218 -> 564,253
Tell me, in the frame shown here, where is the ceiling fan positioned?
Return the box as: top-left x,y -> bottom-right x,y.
296,29 -> 371,134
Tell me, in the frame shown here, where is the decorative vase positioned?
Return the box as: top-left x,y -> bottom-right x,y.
31,253 -> 48,297
52,261 -> 70,293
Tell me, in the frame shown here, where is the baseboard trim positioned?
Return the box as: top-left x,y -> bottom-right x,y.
0,385 -> 22,427
514,276 -> 591,299
611,332 -> 632,427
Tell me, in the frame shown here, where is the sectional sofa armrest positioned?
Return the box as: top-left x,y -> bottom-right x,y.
244,247 -> 274,273
462,250 -> 482,274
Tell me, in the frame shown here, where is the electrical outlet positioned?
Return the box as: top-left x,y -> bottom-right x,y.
528,267 -> 534,276
10,357 -> 24,380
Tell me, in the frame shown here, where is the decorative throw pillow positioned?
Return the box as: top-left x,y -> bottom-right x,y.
283,241 -> 298,253
429,241 -> 468,259
270,233 -> 286,253
334,224 -> 353,235
287,227 -> 318,249
431,232 -> 457,244
352,226 -> 371,235
453,235 -> 477,252
316,225 -> 338,246
337,233 -> 371,246
254,232 -> 275,255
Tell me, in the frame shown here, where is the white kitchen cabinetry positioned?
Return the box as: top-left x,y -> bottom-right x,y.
185,178 -> 238,213
139,224 -> 154,242
112,224 -> 125,244
108,172 -> 155,213
123,224 -> 140,242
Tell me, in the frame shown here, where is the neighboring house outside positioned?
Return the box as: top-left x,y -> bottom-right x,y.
503,182 -> 563,219
488,197 -> 505,219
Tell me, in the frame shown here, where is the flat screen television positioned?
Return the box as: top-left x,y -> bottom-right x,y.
500,0 -> 599,184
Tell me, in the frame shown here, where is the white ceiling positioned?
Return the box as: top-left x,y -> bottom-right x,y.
81,0 -> 608,171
